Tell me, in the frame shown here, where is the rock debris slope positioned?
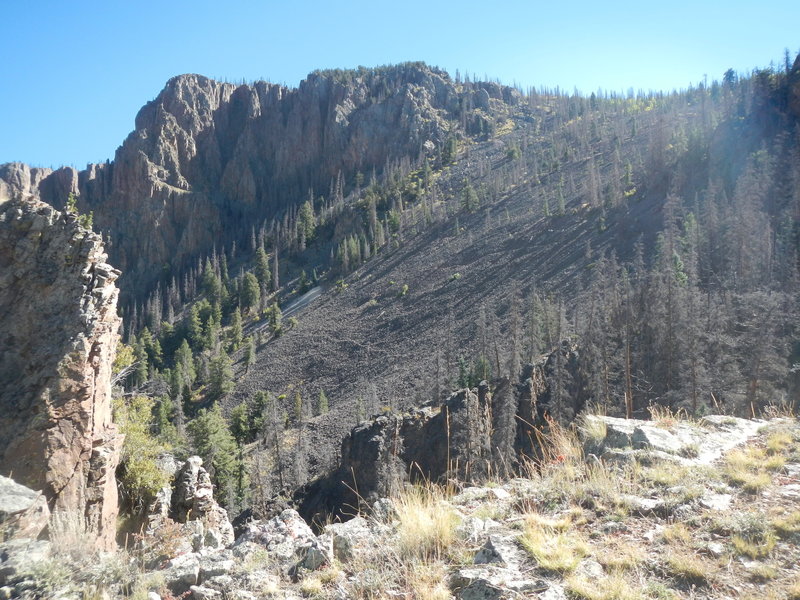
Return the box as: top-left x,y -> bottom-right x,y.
0,197 -> 122,549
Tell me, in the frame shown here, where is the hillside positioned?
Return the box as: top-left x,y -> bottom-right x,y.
1,57 -> 798,535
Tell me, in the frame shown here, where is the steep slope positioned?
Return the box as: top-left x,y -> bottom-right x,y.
0,197 -> 122,549
0,64 -> 517,302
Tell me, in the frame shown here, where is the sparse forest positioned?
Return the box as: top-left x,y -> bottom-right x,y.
107,58 -> 800,516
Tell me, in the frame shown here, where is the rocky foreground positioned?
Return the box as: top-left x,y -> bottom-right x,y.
2,412 -> 799,599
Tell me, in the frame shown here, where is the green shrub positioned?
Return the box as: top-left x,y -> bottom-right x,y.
113,396 -> 170,511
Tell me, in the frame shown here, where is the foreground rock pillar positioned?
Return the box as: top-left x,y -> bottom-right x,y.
0,197 -> 123,550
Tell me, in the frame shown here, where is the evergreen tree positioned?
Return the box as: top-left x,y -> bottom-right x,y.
269,302 -> 283,336
132,339 -> 149,388
298,199 -> 316,242
229,403 -> 250,446
294,390 -> 303,423
208,349 -> 234,401
241,273 -> 261,314
187,403 -> 238,504
297,270 -> 310,294
317,389 -> 329,415
461,181 -> 479,213
187,304 -> 204,350
175,339 -> 196,390
254,247 -> 271,289
201,259 -> 222,304
244,336 -> 256,373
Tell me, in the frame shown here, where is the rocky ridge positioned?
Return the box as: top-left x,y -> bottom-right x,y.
0,197 -> 122,549
0,64 -> 519,299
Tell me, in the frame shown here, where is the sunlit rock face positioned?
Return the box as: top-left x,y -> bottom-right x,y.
0,197 -> 122,550
0,64 -> 519,300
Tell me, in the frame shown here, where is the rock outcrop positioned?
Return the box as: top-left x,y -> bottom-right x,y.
171,456 -> 235,549
299,385 -> 494,523
0,476 -> 50,541
141,455 -> 234,568
0,63 -> 518,300
0,197 -> 122,550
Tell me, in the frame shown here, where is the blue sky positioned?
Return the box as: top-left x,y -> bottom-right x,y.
2,0 -> 797,168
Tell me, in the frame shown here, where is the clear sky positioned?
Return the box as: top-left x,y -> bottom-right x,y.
2,0 -> 797,168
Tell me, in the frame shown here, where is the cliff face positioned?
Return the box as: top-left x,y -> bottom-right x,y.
0,64 -> 515,298
0,197 -> 122,549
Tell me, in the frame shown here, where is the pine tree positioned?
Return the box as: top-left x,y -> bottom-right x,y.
269,302 -> 283,336
201,259 -> 222,303
241,273 -> 261,314
187,403 -> 239,504
254,247 -> 271,289
187,304 -> 204,350
208,349 -> 234,401
294,390 -> 303,423
298,199 -> 316,242
175,339 -> 196,390
461,181 -> 479,213
244,336 -> 255,373
317,389 -> 329,415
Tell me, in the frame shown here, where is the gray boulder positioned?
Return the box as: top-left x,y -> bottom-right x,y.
0,539 -> 51,585
0,476 -> 49,541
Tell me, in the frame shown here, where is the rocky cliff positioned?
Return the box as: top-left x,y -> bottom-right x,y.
0,63 -> 518,300
0,197 -> 122,549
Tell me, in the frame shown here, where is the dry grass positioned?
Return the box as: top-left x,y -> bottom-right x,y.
723,447 -> 775,493
640,462 -> 689,487
594,541 -> 645,572
405,561 -> 452,600
766,430 -> 793,454
732,533 -> 776,558
664,550 -> 713,585
647,404 -> 689,430
747,562 -> 778,582
771,510 -> 800,538
788,577 -> 800,600
300,575 -> 324,597
393,483 -> 460,561
519,517 -> 590,573
729,512 -> 776,559
579,415 -> 608,447
565,572 -> 645,600
48,510 -> 95,561
660,522 -> 692,545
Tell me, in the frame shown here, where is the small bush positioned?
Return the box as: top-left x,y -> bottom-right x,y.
113,396 -> 170,510
730,512 -> 776,558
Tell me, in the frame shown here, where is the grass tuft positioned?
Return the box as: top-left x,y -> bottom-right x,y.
394,484 -> 460,561
565,572 -> 644,600
519,518 -> 590,573
664,550 -> 713,585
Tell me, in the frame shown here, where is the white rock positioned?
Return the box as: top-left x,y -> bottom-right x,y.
700,493 -> 733,511
190,586 -> 222,599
